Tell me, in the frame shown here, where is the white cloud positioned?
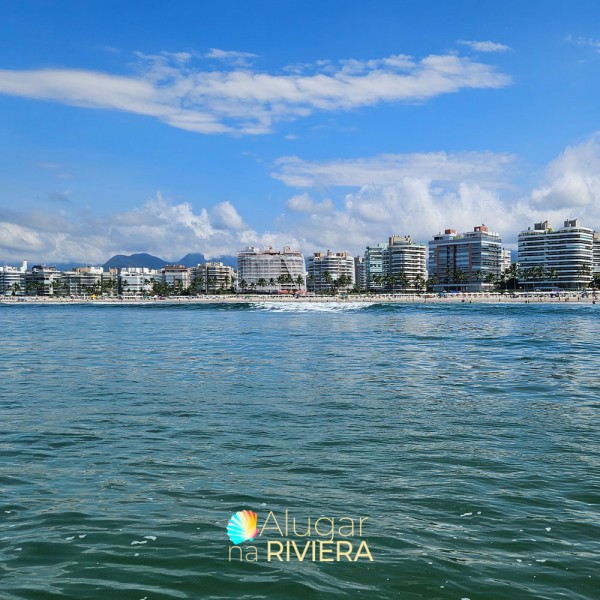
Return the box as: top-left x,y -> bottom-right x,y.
205,48 -> 258,66
211,200 -> 246,229
287,193 -> 334,214
0,50 -> 511,135
458,40 -> 512,53
0,193 -> 266,264
4,139 -> 600,265
273,151 -> 516,188
566,35 -> 600,53
530,136 -> 600,215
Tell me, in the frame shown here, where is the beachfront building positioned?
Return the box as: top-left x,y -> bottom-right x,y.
428,225 -> 503,292
307,250 -> 355,293
354,256 -> 367,290
0,262 -> 27,296
364,243 -> 387,291
25,265 -> 60,296
237,246 -> 305,293
501,248 -> 512,275
517,219 -> 593,290
384,235 -> 427,292
117,268 -> 159,295
60,266 -> 104,296
593,232 -> 600,275
191,262 -> 235,293
161,265 -> 191,292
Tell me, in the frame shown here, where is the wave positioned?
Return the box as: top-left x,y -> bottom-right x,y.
250,301 -> 376,312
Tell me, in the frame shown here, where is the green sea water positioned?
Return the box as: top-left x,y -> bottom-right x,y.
0,302 -> 598,599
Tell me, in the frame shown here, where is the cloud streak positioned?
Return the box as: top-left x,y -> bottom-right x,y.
458,40 -> 512,53
0,50 -> 511,135
273,151 -> 516,188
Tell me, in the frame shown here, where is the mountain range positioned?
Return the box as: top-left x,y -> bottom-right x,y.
102,252 -> 237,270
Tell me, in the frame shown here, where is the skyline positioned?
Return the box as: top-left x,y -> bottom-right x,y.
1,1 -> 600,264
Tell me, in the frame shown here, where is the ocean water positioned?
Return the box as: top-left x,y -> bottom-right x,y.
0,302 -> 598,600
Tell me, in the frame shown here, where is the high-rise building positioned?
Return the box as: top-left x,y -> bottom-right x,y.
0,262 -> 27,295
428,224 -> 502,292
307,250 -> 355,293
364,243 -> 387,291
60,266 -> 104,296
500,248 -> 512,275
25,265 -> 60,296
593,232 -> 600,275
517,219 -> 593,289
237,246 -> 305,293
191,262 -> 235,293
118,268 -> 159,295
384,235 -> 427,292
162,265 -> 191,291
354,256 -> 366,290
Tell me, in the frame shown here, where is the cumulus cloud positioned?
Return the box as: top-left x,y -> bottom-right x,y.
4,140 -> 600,264
0,193 -> 298,264
530,136 -> 600,216
211,200 -> 246,229
458,40 -> 512,53
0,50 -> 511,135
287,193 -> 334,214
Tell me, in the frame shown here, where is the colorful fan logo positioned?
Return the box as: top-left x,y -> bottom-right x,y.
227,509 -> 260,544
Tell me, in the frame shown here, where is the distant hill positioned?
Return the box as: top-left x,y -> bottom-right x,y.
209,255 -> 237,269
102,252 -> 237,270
177,253 -> 237,268
177,252 -> 206,267
103,253 -> 168,270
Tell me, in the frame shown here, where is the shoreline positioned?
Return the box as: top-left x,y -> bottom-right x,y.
0,292 -> 597,306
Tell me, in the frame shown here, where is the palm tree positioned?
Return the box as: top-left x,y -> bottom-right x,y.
484,272 -> 497,288
505,263 -> 520,291
426,275 -> 438,292
546,267 -> 558,287
268,277 -> 276,293
257,278 -> 267,292
577,264 -> 592,288
454,269 -> 467,290
371,273 -> 382,292
396,272 -> 409,293
239,279 -> 248,292
295,274 -> 304,290
321,270 -> 334,293
10,282 -> 21,296
414,274 -> 426,294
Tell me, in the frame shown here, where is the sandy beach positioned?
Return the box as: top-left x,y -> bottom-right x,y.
1,292 -> 597,305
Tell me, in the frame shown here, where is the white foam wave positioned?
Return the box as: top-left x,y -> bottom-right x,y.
250,301 -> 375,313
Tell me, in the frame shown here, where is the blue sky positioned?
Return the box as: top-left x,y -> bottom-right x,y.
1,0 -> 600,264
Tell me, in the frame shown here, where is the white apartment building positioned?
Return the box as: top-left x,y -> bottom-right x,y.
385,235 -> 427,291
307,250 -> 355,293
0,262 -> 27,295
59,266 -> 104,296
162,265 -> 191,291
517,219 -> 593,289
237,246 -> 305,293
25,265 -> 60,296
501,248 -> 512,274
191,262 -> 235,293
118,268 -> 159,295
